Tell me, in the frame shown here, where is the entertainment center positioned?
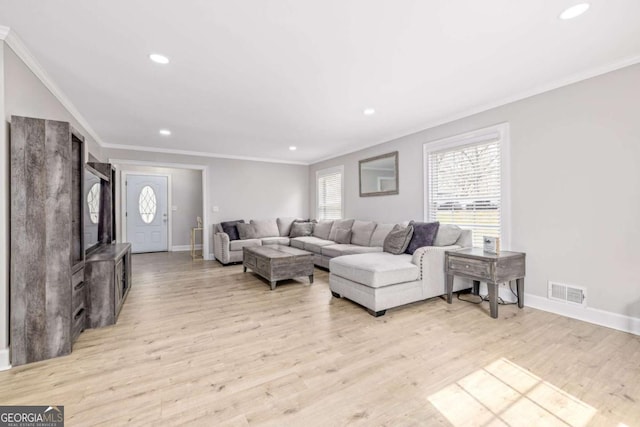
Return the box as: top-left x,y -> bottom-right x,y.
9,116 -> 131,366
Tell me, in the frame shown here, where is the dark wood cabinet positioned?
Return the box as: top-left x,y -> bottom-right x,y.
85,243 -> 132,328
10,116 -> 85,366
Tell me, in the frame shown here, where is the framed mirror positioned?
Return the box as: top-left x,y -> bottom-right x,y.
359,151 -> 399,197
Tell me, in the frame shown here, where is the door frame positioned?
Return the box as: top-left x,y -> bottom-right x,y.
110,159 -> 210,260
121,172 -> 172,252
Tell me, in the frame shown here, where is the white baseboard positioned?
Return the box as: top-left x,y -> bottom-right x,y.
525,293 -> 640,336
0,347 -> 11,371
171,244 -> 202,252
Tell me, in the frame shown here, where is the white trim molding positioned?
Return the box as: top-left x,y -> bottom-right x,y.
525,293 -> 640,336
0,26 -> 105,146
171,245 -> 202,252
0,347 -> 10,371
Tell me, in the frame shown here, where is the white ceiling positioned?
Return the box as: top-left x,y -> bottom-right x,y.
1,1 -> 639,164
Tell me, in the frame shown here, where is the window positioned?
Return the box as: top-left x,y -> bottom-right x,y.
424,123 -> 510,248
138,185 -> 157,224
316,166 -> 344,220
87,183 -> 101,224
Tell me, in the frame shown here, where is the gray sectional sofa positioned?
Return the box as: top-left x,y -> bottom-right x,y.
213,217 -> 473,316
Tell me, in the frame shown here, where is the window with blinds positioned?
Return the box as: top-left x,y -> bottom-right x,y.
317,166 -> 344,220
424,124 -> 509,248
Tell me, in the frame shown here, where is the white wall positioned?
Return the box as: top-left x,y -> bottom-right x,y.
310,63 -> 640,324
114,165 -> 203,248
104,148 -> 309,257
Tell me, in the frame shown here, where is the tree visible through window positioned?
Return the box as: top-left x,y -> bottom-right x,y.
317,166 -> 343,220
425,124 -> 509,247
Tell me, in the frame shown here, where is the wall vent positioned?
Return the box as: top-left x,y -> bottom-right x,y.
548,281 -> 586,306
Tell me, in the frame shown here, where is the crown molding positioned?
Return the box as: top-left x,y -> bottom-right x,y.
0,26 -> 105,147
102,142 -> 309,166
311,53 -> 640,165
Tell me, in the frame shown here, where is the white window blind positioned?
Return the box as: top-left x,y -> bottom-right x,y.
426,128 -> 505,248
317,167 -> 343,220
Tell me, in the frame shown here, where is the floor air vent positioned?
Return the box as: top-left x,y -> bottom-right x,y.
548,281 -> 586,306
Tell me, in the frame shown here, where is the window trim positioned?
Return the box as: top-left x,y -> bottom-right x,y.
423,123 -> 511,249
316,165 -> 344,220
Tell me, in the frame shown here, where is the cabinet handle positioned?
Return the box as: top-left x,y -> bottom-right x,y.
74,308 -> 85,321
74,281 -> 86,291
465,264 -> 470,268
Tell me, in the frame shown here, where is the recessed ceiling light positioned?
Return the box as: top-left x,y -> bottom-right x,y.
363,108 -> 376,116
560,3 -> 590,20
289,146 -> 297,151
159,129 -> 171,136
149,53 -> 170,64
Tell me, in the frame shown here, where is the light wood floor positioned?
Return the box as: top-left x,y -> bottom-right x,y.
1,252 -> 639,426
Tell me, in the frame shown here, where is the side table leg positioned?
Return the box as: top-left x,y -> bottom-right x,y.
473,280 -> 480,295
270,281 -> 277,290
517,278 -> 524,308
446,274 -> 454,304
243,266 -> 247,273
488,282 -> 498,319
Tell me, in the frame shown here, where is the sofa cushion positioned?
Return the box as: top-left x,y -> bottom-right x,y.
229,239 -> 262,251
405,221 -> 440,254
304,238 -> 336,254
313,220 -> 334,240
277,217 -> 297,237
220,219 -> 245,241
328,219 -> 355,241
434,224 -> 462,246
330,253 -> 419,288
334,229 -> 352,244
322,244 -> 382,258
290,222 -> 314,238
250,219 -> 279,238
290,238 -> 306,249
383,224 -> 414,255
369,223 -> 395,247
236,223 -> 257,240
350,220 -> 377,246
261,237 -> 290,246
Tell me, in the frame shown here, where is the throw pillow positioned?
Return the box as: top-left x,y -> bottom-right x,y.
277,217 -> 297,237
405,221 -> 440,254
250,219 -> 279,238
313,220 -> 334,240
236,223 -> 257,240
289,222 -> 314,238
220,219 -> 245,241
433,224 -> 462,246
334,228 -> 352,244
328,219 -> 355,241
383,224 -> 414,255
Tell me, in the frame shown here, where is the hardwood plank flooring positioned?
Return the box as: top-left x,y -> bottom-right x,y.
1,252 -> 639,426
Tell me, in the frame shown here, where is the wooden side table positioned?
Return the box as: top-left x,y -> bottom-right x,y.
191,227 -> 203,259
445,248 -> 526,319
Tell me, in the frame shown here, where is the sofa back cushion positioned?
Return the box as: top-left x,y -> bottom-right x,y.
277,217 -> 297,237
405,221 -> 440,254
369,223 -> 395,247
334,229 -> 352,244
220,219 -> 245,241
350,220 -> 377,246
383,224 -> 414,255
328,219 -> 355,241
290,222 -> 314,238
313,220 -> 334,240
237,223 -> 258,240
250,219 -> 279,238
433,224 -> 463,246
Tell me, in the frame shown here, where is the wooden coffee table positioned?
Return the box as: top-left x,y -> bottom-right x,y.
243,245 -> 314,290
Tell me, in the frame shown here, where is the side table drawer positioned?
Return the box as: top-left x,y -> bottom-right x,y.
448,256 -> 491,280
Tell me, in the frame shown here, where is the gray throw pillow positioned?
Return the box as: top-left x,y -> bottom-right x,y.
313,220 -> 334,240
220,220 -> 245,241
433,224 -> 462,246
405,221 -> 440,254
236,223 -> 257,240
383,225 -> 414,255
334,229 -> 352,244
289,222 -> 314,238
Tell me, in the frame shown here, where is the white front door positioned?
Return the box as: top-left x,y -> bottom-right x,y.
126,174 -> 169,253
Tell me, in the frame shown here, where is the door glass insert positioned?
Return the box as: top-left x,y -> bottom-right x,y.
138,185 -> 157,224
87,183 -> 100,224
